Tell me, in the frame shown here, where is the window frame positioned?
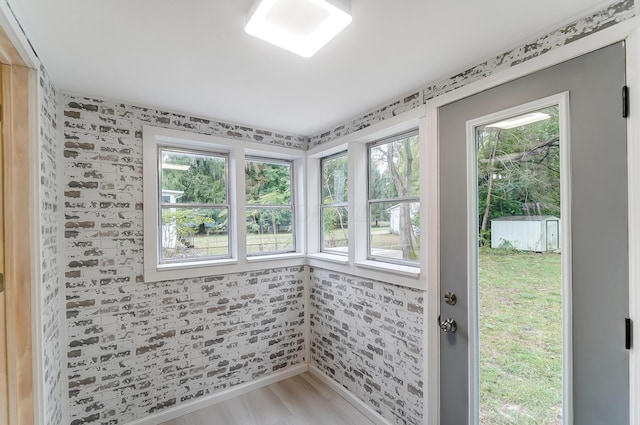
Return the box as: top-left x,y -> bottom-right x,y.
366,129 -> 420,266
143,126 -> 305,283
245,155 -> 297,257
306,106 -> 427,290
157,145 -> 232,264
320,150 -> 349,255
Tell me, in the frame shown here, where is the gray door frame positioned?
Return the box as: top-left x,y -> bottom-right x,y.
423,23 -> 640,425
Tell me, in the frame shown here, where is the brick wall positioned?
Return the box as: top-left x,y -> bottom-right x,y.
309,268 -> 424,425
54,3 -> 636,423
40,64 -> 64,425
62,94 -> 307,424
309,0 -> 635,147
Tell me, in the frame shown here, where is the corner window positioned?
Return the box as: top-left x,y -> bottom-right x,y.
368,130 -> 420,264
159,148 -> 230,263
245,157 -> 295,255
320,152 -> 348,254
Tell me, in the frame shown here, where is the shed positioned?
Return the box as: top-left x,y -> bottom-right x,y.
490,215 -> 560,252
388,203 -> 419,234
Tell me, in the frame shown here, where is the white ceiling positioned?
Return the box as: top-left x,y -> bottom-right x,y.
9,0 -> 613,136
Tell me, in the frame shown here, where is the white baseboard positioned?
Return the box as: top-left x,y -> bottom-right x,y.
308,364 -> 392,425
125,363 -> 308,425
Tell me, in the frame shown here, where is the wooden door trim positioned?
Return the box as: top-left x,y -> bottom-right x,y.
2,63 -> 34,425
0,5 -> 49,425
0,24 -> 25,67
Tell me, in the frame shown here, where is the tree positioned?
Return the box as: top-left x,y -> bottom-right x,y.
245,159 -> 294,251
161,151 -> 227,204
322,154 -> 348,246
159,150 -> 229,257
477,106 -> 560,244
370,134 -> 420,260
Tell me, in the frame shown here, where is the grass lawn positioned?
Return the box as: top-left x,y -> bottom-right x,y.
166,225 -> 410,258
479,249 -> 562,424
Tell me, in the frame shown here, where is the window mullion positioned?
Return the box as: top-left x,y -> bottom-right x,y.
161,202 -> 229,209
233,148 -> 247,261
368,197 -> 419,205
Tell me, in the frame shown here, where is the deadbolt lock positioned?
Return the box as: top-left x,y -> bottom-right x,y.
443,291 -> 457,305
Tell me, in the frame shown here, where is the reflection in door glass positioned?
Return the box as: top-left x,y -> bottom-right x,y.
477,106 -> 563,424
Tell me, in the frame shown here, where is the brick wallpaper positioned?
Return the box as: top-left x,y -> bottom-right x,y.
48,3 -> 635,424
40,64 -> 64,425
309,268 -> 424,425
62,94 -> 307,424
309,0 -> 635,147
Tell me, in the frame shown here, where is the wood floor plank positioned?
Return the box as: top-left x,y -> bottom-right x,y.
270,375 -> 375,425
161,386 -> 292,425
160,373 -> 375,425
298,371 -> 335,400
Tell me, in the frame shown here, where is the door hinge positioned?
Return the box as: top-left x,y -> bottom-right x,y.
623,86 -> 629,118
626,317 -> 632,350
0,273 -> 4,293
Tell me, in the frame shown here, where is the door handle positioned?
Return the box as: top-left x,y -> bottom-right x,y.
439,317 -> 457,333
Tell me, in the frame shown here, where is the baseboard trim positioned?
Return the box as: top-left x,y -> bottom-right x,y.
308,365 -> 392,425
125,363 -> 308,425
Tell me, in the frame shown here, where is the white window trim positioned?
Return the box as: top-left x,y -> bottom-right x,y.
143,125 -> 306,283
307,105 -> 428,290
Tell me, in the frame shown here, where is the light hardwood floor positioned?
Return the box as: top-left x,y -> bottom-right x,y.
160,373 -> 376,425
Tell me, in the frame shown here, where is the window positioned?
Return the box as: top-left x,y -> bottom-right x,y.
245,157 -> 295,255
159,147 -> 230,263
320,152 -> 348,254
144,126 -> 306,282
368,130 -> 420,264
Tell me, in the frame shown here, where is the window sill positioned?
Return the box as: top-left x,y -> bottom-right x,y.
246,252 -> 306,263
157,258 -> 239,271
145,254 -> 308,283
307,252 -> 349,265
145,258 -> 240,283
354,260 -> 420,278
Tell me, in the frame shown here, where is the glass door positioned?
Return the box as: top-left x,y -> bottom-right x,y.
438,43 -> 629,425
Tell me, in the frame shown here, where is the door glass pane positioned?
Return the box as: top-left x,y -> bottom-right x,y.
476,105 -> 563,424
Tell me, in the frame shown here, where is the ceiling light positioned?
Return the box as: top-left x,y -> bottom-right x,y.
486,112 -> 551,129
245,0 -> 352,58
